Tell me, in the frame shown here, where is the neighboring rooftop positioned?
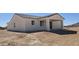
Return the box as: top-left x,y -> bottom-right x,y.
66,22 -> 79,27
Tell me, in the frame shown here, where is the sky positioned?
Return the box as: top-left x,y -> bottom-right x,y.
0,13 -> 79,27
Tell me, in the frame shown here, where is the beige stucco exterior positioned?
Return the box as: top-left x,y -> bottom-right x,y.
7,13 -> 64,32
7,15 -> 26,31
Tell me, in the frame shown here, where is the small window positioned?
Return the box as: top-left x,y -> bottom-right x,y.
40,21 -> 44,26
32,21 -> 35,25
14,23 -> 16,28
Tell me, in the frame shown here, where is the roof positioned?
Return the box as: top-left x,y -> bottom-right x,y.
15,13 -> 64,19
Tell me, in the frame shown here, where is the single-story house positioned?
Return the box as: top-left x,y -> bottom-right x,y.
7,13 -> 64,32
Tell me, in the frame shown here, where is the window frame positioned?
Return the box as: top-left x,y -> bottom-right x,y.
14,23 -> 16,28
31,20 -> 35,25
40,21 -> 44,26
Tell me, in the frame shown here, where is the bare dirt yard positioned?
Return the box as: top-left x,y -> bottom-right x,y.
0,27 -> 79,46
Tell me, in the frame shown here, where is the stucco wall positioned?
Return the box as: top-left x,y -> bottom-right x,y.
25,19 -> 46,32
7,15 -> 26,32
42,14 -> 63,20
49,14 -> 63,20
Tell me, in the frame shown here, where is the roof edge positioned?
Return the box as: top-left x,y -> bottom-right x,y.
14,13 -> 64,19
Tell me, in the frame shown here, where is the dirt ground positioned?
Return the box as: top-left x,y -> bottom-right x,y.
0,27 -> 79,46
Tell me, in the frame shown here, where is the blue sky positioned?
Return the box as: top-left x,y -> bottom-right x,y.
0,13 -> 79,27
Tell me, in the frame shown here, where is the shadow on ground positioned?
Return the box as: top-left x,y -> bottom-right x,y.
8,29 -> 77,35
50,29 -> 77,35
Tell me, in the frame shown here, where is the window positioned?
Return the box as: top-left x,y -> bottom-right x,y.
31,21 -> 35,25
40,21 -> 44,26
14,23 -> 16,28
